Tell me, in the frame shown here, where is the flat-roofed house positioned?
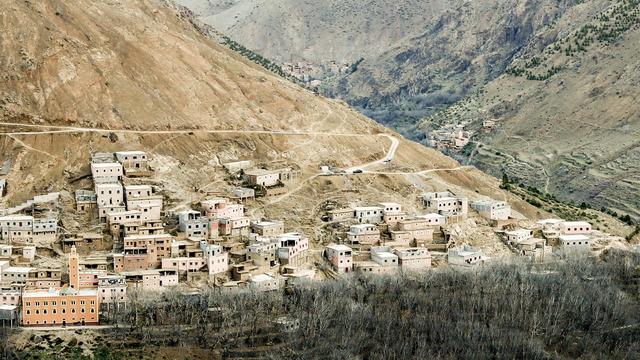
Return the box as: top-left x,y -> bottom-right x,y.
347,224 -> 380,245
276,233 -> 309,266
201,198 -> 244,219
75,190 -> 97,214
120,269 -> 178,291
200,242 -> 229,276
97,275 -> 127,308
416,213 -> 446,227
21,287 -> 100,326
219,217 -> 251,237
327,208 -> 355,222
0,215 -> 34,243
394,248 -> 432,270
505,229 -> 534,244
126,195 -> 163,221
390,218 -> 434,246
91,162 -> 123,184
246,241 -> 279,268
26,269 -> 62,289
95,183 -> 124,220
248,274 -> 280,292
558,234 -> 592,255
559,221 -> 592,235
33,218 -> 57,243
422,192 -> 468,216
251,220 -> 284,237
448,245 -> 488,267
371,247 -> 399,269
244,169 -> 281,187
325,244 -> 353,273
472,200 -> 511,221
115,151 -> 149,170
178,210 -> 210,238
354,206 -> 384,224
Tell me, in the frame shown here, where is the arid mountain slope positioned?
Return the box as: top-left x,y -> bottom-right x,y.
175,0 -> 448,65
175,0 -> 599,130
419,0 -> 640,218
0,0 -> 546,251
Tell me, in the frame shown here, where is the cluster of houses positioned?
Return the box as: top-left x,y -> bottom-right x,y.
0,147 -> 613,328
427,123 -> 473,151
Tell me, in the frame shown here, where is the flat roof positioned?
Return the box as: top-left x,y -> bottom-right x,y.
253,220 -> 283,227
23,288 -> 98,298
5,267 -> 33,273
124,184 -> 152,190
95,183 -> 122,188
420,213 -> 446,219
559,234 -> 590,241
354,206 -> 383,211
245,169 -> 279,176
374,252 -> 397,259
0,215 -> 33,221
91,162 -> 121,168
561,221 -> 591,226
327,244 -> 352,251
115,151 -> 147,155
251,274 -> 275,282
354,261 -> 381,267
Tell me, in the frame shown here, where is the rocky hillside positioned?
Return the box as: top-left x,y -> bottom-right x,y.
418,0 -> 640,218
0,0 -> 546,249
175,0 -> 596,131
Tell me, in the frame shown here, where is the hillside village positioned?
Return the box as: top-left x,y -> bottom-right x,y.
0,146 -> 626,328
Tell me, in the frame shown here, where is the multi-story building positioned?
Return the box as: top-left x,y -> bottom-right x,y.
558,235 -> 591,255
416,213 -> 446,226
389,218 -> 435,246
0,215 -> 33,243
347,224 -> 380,245
126,195 -> 163,221
201,242 -> 229,275
472,200 -> 511,221
505,229 -> 534,244
248,274 -> 280,292
201,198 -> 244,219
33,218 -> 58,242
246,241 -> 278,267
90,162 -> 123,184
327,208 -> 355,222
97,275 -> 127,308
244,169 -> 281,187
394,248 -> 431,270
559,221 -> 592,235
276,233 -> 309,266
120,269 -> 178,291
75,190 -> 97,214
115,151 -> 149,170
161,257 -> 207,272
251,220 -> 284,237
26,269 -> 62,289
21,287 -> 100,326
325,244 -> 353,273
354,207 -> 384,224
371,247 -> 399,269
2,267 -> 33,285
219,216 -> 251,237
448,245 -> 488,267
178,210 -> 210,238
422,192 -> 468,216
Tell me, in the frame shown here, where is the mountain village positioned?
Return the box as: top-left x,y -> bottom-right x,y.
0,147 -> 618,328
